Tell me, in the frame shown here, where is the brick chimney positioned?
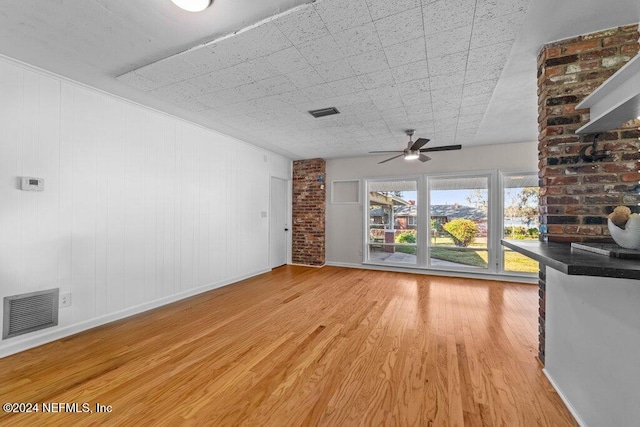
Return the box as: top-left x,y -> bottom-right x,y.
536,25 -> 640,363
292,159 -> 326,266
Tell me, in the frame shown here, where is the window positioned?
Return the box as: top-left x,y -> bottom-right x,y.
428,175 -> 490,270
362,170 -> 538,278
366,179 -> 418,265
502,173 -> 539,274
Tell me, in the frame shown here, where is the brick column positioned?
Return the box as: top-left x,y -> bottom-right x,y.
536,25 -> 640,363
538,266 -> 546,364
384,230 -> 395,253
292,159 -> 326,266
537,25 -> 640,243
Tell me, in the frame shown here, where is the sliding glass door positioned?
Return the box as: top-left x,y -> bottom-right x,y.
428,175 -> 490,270
366,179 -> 418,265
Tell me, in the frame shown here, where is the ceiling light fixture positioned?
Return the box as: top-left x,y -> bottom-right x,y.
404,151 -> 420,160
171,0 -> 212,12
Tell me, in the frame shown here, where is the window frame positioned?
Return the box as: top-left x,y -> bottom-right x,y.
363,176 -> 421,267
498,170 -> 539,277
425,171 -> 496,273
362,170 -> 538,278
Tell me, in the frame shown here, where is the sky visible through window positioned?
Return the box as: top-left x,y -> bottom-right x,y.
387,189 -> 538,207
387,190 -> 480,205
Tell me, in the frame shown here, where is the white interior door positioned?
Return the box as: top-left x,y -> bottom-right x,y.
270,177 -> 288,268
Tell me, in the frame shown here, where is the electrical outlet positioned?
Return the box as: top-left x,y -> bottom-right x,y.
60,293 -> 72,308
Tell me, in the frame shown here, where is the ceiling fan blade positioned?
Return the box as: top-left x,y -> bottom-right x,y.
419,154 -> 431,162
378,154 -> 404,164
369,150 -> 404,153
410,138 -> 430,151
420,144 -> 462,152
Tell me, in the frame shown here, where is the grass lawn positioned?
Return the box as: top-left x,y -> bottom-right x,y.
388,236 -> 539,272
430,237 -> 488,267
431,247 -> 488,268
395,244 -> 488,267
503,250 -> 539,273
396,245 -> 416,255
430,236 -> 538,272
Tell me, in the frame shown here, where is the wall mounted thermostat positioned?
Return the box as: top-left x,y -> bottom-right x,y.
21,177 -> 44,191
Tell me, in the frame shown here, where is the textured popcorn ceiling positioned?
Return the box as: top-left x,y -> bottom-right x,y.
119,0 -> 530,158
1,0 -> 639,160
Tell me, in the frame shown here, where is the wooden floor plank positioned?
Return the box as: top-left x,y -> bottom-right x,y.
0,266 -> 576,426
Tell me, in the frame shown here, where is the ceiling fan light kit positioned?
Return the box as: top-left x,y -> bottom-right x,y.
171,0 -> 212,12
369,130 -> 461,164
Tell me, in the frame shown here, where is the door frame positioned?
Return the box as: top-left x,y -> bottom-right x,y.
269,176 -> 291,268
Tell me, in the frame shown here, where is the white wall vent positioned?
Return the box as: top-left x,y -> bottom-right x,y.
3,289 -> 59,340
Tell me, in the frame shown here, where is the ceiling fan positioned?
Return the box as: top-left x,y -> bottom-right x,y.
369,130 -> 462,164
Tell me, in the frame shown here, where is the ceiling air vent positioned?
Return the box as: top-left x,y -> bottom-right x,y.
309,107 -> 340,118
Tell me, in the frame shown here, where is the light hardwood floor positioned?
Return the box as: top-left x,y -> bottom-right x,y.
0,266 -> 576,426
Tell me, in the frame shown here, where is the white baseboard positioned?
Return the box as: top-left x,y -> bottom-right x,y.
288,262 -> 325,268
543,368 -> 587,427
325,261 -> 537,284
0,269 -> 270,359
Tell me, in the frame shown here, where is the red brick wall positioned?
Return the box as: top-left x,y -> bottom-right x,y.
292,159 -> 326,266
536,25 -> 640,364
537,25 -> 640,243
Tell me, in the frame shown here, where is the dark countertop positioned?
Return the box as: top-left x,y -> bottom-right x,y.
501,239 -> 640,279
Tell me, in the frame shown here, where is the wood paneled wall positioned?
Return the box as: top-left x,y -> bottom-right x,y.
0,57 -> 290,356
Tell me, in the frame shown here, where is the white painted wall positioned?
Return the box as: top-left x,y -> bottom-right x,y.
326,142 -> 538,266
0,56 -> 291,357
544,269 -> 640,427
